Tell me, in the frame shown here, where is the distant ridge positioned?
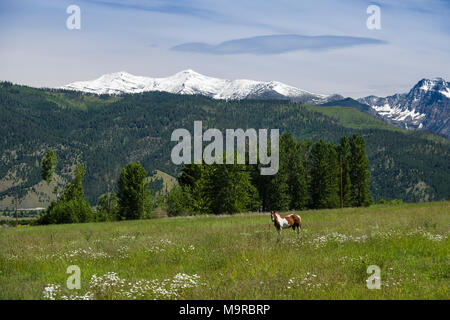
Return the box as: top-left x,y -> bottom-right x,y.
61,69 -> 343,105
359,78 -> 450,138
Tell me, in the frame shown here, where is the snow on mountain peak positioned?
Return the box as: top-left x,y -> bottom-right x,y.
60,70 -> 334,103
358,77 -> 449,138
416,77 -> 449,93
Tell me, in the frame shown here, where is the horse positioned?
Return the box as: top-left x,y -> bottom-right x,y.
270,211 -> 302,236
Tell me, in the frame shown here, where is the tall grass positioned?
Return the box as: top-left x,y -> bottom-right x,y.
0,201 -> 448,299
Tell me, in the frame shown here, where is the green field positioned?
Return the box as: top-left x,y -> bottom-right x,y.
0,202 -> 448,300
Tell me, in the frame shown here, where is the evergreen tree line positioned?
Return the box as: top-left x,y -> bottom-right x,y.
36,132 -> 371,224
168,133 -> 372,216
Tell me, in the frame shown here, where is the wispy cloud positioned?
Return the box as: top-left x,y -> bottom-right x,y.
171,34 -> 387,55
84,0 -> 287,32
84,0 -> 215,19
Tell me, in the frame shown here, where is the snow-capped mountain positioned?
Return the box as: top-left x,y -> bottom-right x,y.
61,71 -> 449,138
61,70 -> 342,104
359,78 -> 450,138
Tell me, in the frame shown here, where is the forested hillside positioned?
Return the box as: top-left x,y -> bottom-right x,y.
1,82 -> 449,208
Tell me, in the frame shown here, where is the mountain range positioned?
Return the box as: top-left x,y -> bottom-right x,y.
62,71 -> 450,138
61,69 -> 343,105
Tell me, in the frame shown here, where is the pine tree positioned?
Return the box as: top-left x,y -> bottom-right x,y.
266,170 -> 290,211
349,134 -> 372,207
178,164 -> 204,189
310,139 -> 329,209
117,162 -> 148,220
249,162 -> 271,211
207,155 -> 259,214
265,133 -> 291,211
284,133 -> 308,210
325,142 -> 340,208
310,140 -> 340,209
299,139 -> 313,208
167,185 -> 193,217
179,164 -> 211,214
337,136 -> 352,207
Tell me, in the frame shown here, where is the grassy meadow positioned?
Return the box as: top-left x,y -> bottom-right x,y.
0,201 -> 448,300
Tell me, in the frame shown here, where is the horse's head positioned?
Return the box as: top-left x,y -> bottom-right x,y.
270,211 -> 276,222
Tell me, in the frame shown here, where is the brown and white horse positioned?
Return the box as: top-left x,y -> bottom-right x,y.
271,211 -> 302,235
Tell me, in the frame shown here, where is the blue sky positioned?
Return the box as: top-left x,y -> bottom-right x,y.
0,0 -> 449,97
